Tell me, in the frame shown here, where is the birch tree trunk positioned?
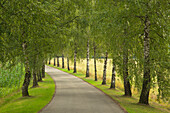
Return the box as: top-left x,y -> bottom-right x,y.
37,70 -> 42,82
110,60 -> 116,89
123,38 -> 132,97
32,57 -> 38,87
86,39 -> 90,77
22,42 -> 31,97
94,44 -> 97,81
139,15 -> 151,105
67,57 -> 70,71
102,52 -> 108,85
46,59 -> 48,64
54,57 -> 56,66
42,61 -> 45,78
48,58 -> 51,65
32,69 -> 38,87
62,54 -> 64,68
57,56 -> 59,67
73,49 -> 77,73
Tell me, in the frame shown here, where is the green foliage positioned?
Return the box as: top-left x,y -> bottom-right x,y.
0,63 -> 24,97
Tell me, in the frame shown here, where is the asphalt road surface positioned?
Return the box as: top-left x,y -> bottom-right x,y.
40,66 -> 125,113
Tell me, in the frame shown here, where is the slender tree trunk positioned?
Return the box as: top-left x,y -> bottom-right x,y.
73,49 -> 77,73
102,52 -> 108,85
37,70 -> 42,82
22,42 -> 31,97
86,39 -> 90,77
110,60 -> 116,89
37,72 -> 39,81
94,44 -> 97,81
32,57 -> 38,87
139,16 -> 151,105
157,71 -> 164,101
57,56 -> 59,67
46,59 -> 48,64
22,69 -> 31,96
62,54 -> 64,68
39,70 -> 42,81
67,57 -> 70,71
32,69 -> 38,87
48,58 -> 51,65
54,57 -> 56,66
42,61 -> 45,78
123,37 -> 132,97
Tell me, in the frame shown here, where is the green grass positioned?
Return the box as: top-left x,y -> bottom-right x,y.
49,65 -> 169,113
0,73 -> 55,113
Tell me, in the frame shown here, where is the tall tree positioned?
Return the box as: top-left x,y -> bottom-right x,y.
57,56 -> 60,67
67,57 -> 70,71
110,60 -> 116,89
73,46 -> 77,73
62,54 -> 64,68
139,15 -> 151,104
42,62 -> 45,78
123,37 -> 132,96
93,42 -> 97,81
32,70 -> 38,87
37,70 -> 42,82
86,38 -> 90,77
48,58 -> 51,65
22,42 -> 31,96
54,57 -> 56,66
102,52 -> 108,85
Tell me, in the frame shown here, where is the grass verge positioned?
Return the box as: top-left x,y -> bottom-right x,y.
0,73 -> 55,113
49,65 -> 169,113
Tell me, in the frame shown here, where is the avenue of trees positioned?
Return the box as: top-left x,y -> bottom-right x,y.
0,0 -> 169,105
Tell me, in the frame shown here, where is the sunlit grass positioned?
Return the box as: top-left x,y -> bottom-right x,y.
0,73 -> 55,113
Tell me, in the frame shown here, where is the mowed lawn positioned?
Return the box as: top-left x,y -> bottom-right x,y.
0,73 -> 55,113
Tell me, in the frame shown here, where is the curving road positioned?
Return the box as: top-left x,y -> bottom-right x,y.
40,66 -> 125,113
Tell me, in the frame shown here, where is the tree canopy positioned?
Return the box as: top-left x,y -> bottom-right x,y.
0,0 -> 169,105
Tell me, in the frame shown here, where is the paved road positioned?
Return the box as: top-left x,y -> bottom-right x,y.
40,66 -> 125,113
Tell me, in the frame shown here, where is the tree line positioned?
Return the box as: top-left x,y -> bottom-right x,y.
0,0 -> 169,105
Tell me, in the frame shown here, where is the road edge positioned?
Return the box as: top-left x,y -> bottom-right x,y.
50,66 -> 128,113
38,68 -> 57,113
